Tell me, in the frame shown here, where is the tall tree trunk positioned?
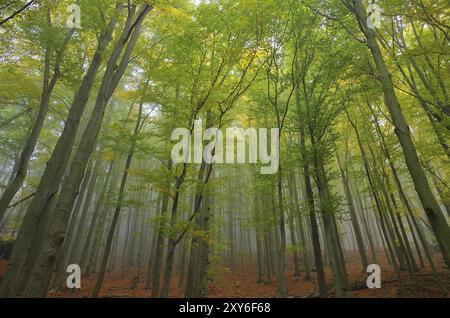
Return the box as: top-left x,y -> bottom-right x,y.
286,183 -> 301,277
276,162 -> 288,296
53,158 -> 95,289
297,112 -> 327,296
352,181 -> 377,264
0,7 -> 121,297
79,161 -> 116,273
353,0 -> 450,268
22,5 -> 152,297
149,161 -> 172,296
291,172 -> 312,280
91,64 -> 152,297
336,152 -> 368,270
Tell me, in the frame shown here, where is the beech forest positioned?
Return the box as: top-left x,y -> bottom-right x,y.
0,0 -> 449,299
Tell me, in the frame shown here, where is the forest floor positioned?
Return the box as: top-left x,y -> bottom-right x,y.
1,252 -> 449,298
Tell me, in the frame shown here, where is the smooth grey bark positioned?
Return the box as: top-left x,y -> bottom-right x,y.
352,0 -> 450,268
312,155 -> 345,297
0,6 -> 121,297
297,108 -> 327,296
52,158 -> 94,289
185,189 -> 213,298
23,4 -> 152,297
149,161 -> 172,296
194,194 -> 212,297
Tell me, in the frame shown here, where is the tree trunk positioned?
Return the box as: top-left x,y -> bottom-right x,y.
149,161 -> 172,296
336,151 -> 368,270
353,0 -> 450,268
0,15 -> 72,224
297,117 -> 327,296
22,5 -> 152,297
0,8 -> 120,297
91,61 -> 152,297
